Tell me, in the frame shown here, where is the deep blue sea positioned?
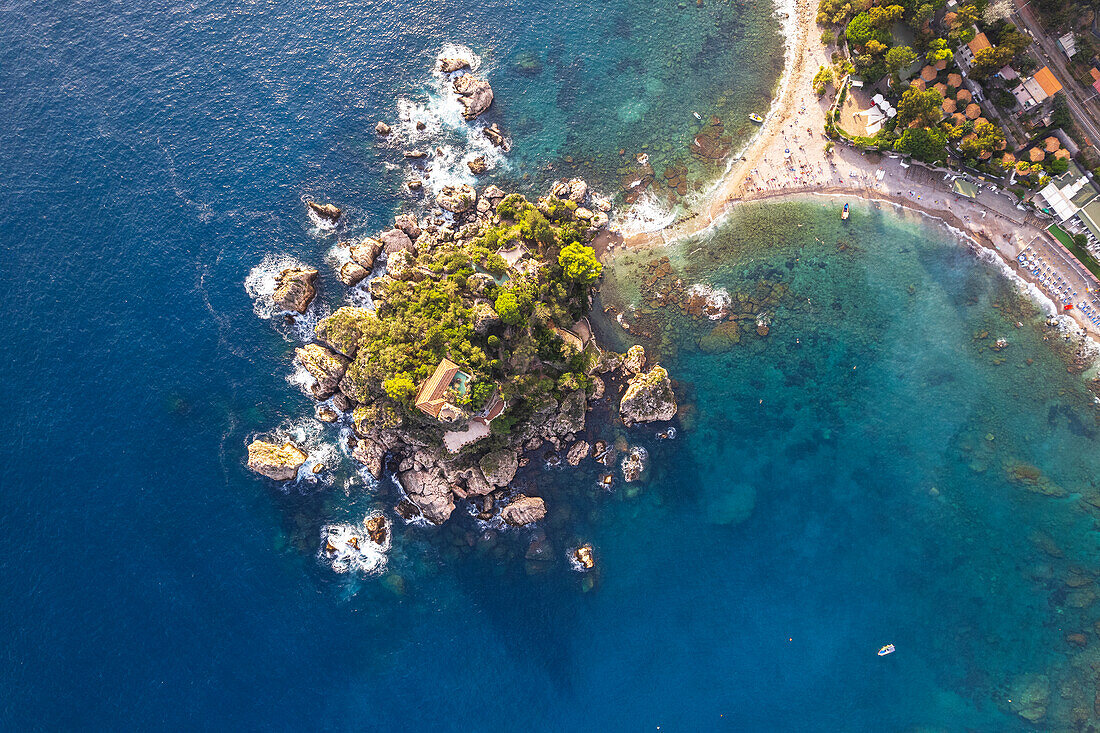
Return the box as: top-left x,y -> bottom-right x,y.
5,0 -> 1100,730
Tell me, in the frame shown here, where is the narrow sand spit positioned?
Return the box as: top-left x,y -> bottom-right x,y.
620,0 -> 1100,337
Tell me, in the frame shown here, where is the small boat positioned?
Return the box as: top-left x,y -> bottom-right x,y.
878,644 -> 895,656
693,111 -> 702,120
749,113 -> 764,123
841,203 -> 850,220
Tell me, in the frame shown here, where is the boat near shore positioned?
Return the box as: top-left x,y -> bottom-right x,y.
749,113 -> 764,123
842,203 -> 849,220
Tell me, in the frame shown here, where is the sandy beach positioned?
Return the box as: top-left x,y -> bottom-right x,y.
623,0 -> 1100,337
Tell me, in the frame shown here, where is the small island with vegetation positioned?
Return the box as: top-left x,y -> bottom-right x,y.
247,179 -> 678,536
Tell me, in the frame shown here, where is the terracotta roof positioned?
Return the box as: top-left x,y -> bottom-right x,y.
942,97 -> 957,114
956,88 -> 972,102
1033,66 -> 1062,96
979,150 -> 992,160
1091,67 -> 1100,81
1044,136 -> 1061,152
967,32 -> 992,56
974,117 -> 989,128
935,59 -> 948,71
944,11 -> 958,25
965,103 -> 981,119
948,73 -> 963,87
414,358 -> 466,418
1002,153 -> 1016,165
996,138 -> 1007,150
934,82 -> 948,97
961,133 -> 978,145
1055,148 -> 1071,159
1028,147 -> 1046,162
951,112 -> 967,125
910,78 -> 926,91
920,65 -> 937,82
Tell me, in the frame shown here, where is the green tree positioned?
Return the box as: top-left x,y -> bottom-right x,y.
897,87 -> 944,128
1073,232 -> 1089,248
846,11 -> 891,48
558,242 -> 603,283
1048,157 -> 1069,175
885,45 -> 918,72
894,126 -> 948,162
495,291 -> 523,325
926,38 -> 954,64
383,374 -> 418,404
970,46 -> 1014,79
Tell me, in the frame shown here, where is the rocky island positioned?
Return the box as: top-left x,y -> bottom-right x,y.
248,180 -> 678,535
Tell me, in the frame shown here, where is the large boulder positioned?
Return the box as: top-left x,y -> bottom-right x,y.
375,121 -> 391,135
567,178 -> 588,203
350,238 -> 383,270
393,213 -> 421,240
385,249 -> 420,281
500,495 -> 546,526
273,268 -> 317,314
566,441 -> 591,466
315,306 -> 374,358
397,469 -> 455,524
380,228 -> 416,256
247,440 -> 307,481
467,156 -> 488,174
439,57 -> 470,73
483,124 -> 508,149
338,261 -> 369,286
306,200 -> 341,222
436,184 -> 476,214
479,448 -> 519,487
545,390 -> 586,436
453,75 -> 493,120
622,344 -> 646,375
295,344 -> 350,399
620,366 -> 677,425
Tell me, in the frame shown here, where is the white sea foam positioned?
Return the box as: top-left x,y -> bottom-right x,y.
388,44 -> 509,201
318,513 -> 390,575
686,283 -> 732,320
244,253 -> 329,341
266,417 -> 340,487
616,191 -> 677,237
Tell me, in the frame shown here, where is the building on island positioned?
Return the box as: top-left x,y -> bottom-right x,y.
415,358 -> 471,422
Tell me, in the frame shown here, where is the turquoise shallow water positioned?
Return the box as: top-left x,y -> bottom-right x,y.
5,0 -> 1100,728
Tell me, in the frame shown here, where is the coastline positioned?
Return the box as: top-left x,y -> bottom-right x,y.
621,0 -> 1100,339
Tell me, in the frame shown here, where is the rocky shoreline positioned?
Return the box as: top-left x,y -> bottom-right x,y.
247,179 -> 679,570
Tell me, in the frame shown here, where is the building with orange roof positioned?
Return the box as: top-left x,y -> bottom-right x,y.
910,78 -> 926,91
956,88 -> 972,103
947,73 -> 962,88
1029,147 -> 1046,162
964,103 -> 981,120
959,32 -> 992,68
942,97 -> 957,115
920,65 -> 937,82
1044,136 -> 1061,153
414,358 -> 471,422
1016,66 -> 1063,107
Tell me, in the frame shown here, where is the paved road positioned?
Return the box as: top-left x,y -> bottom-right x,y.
1012,0 -> 1100,149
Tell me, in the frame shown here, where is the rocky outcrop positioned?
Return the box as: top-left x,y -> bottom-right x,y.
350,238 -> 382,271
385,249 -> 420,281
622,344 -> 646,375
479,448 -> 518,487
403,149 -> 427,159
315,305 -> 374,358
247,440 -> 307,480
546,390 -> 586,436
436,184 -> 476,213
439,57 -> 470,73
567,178 -> 588,203
483,124 -> 508,149
621,446 -> 647,482
501,495 -> 546,526
471,302 -> 500,334
407,179 -> 423,191
306,201 -> 341,222
338,261 -> 369,286
375,121 -> 391,135
380,228 -> 415,256
351,438 -> 386,479
620,366 -> 677,425
398,468 -> 455,524
467,156 -> 487,174
453,75 -> 493,120
295,344 -> 350,399
566,441 -> 591,466
573,544 -> 595,570
273,268 -> 318,313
